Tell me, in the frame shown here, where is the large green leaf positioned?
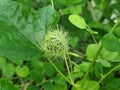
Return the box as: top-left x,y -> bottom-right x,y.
0,0 -> 59,60
101,33 -> 120,51
33,5 -> 60,45
0,21 -> 41,60
0,79 -> 18,90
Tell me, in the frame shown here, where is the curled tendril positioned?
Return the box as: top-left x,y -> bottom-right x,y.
42,30 -> 69,58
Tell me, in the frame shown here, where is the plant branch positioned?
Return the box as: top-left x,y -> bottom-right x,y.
81,44 -> 103,85
110,18 -> 120,33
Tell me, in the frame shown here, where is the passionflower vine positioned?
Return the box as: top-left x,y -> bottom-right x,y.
42,30 -> 69,58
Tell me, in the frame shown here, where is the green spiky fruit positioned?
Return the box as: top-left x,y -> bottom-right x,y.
42,30 -> 69,58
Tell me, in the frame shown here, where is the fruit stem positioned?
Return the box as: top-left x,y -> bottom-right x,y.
47,58 -> 72,85
64,54 -> 74,85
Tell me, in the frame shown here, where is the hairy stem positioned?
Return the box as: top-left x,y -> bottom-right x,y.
81,44 -> 103,85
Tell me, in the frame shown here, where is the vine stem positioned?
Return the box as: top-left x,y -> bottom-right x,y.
68,52 -> 83,58
88,1 -> 96,21
64,54 -> 74,85
19,77 -> 24,86
67,54 -> 73,73
110,18 -> 120,33
86,25 -> 98,44
51,0 -> 54,9
47,58 -> 72,85
81,44 -> 103,85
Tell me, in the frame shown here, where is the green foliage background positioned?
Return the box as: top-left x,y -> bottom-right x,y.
0,0 -> 120,90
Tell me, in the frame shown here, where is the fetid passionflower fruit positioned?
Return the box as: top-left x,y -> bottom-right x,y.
42,30 -> 69,58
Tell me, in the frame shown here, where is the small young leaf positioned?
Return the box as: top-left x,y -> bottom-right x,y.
98,59 -> 111,67
86,44 -> 98,61
73,65 -> 84,79
79,62 -> 90,73
69,15 -> 86,29
15,65 -> 30,77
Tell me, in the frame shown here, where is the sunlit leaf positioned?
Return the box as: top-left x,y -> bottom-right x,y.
15,65 -> 30,77
69,15 -> 86,29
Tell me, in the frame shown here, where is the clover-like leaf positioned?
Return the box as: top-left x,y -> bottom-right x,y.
69,15 -> 86,29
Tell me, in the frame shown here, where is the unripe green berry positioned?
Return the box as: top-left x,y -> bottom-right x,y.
42,30 -> 69,58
